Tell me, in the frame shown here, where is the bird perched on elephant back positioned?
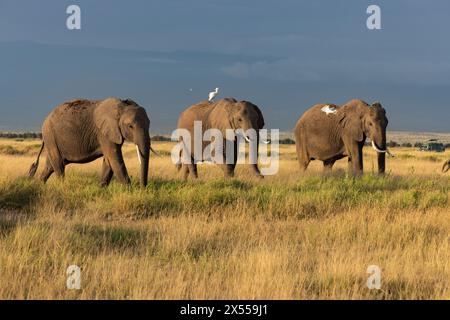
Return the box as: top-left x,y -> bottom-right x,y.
294,99 -> 390,175
176,98 -> 268,180
29,98 -> 153,187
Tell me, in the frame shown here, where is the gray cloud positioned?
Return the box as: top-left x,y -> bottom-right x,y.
222,59 -> 450,86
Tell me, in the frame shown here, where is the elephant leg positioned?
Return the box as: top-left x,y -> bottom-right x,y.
186,155 -> 198,179
225,164 -> 236,178
249,142 -> 263,178
100,158 -> 114,187
104,146 -> 131,186
298,157 -> 310,172
252,164 -> 262,178
347,158 -> 352,172
349,144 -> 363,175
181,164 -> 190,181
224,141 -> 238,178
189,163 -> 198,178
39,158 -> 54,183
323,159 -> 335,173
47,149 -> 65,179
296,135 -> 310,173
218,163 -> 235,178
296,147 -> 310,172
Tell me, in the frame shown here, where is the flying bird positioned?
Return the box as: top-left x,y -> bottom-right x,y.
208,88 -> 219,102
321,105 -> 337,115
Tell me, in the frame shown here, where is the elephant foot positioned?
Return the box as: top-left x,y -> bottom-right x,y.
99,182 -> 109,188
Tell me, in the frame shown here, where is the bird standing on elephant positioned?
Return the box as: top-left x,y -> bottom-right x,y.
29,98 -> 153,187
176,98 -> 268,180
208,88 -> 219,102
294,99 -> 390,175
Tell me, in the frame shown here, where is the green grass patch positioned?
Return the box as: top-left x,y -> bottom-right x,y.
0,178 -> 41,209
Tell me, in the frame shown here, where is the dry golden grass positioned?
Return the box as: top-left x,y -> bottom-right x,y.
1,138 -> 450,299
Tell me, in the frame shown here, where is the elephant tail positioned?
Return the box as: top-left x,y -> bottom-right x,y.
175,148 -> 182,171
175,140 -> 184,171
29,142 -> 45,178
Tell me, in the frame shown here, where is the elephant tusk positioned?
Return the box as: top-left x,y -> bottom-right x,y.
135,145 -> 142,165
371,141 -> 394,157
243,135 -> 251,143
261,139 -> 271,145
371,141 -> 386,153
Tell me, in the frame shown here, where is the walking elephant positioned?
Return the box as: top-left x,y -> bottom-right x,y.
29,98 -> 153,187
294,99 -> 390,175
176,98 -> 268,179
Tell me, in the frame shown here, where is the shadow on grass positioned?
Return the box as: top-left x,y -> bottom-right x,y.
0,216 -> 18,238
0,178 -> 41,210
69,224 -> 160,255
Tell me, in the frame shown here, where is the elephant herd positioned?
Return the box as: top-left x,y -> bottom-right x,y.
27,97 -> 449,188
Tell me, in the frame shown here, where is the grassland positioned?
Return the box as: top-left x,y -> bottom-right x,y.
1,138 -> 450,299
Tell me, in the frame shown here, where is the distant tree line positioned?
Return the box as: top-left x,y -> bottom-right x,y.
1,132 -> 449,148
363,140 -> 450,148
0,132 -> 42,139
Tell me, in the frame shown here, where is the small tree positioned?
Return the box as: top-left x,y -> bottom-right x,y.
388,140 -> 398,148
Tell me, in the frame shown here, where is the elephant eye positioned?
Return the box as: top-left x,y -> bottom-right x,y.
238,118 -> 243,122
128,124 -> 134,129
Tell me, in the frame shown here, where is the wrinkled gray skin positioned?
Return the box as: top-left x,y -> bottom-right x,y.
294,99 -> 388,175
176,98 -> 265,180
29,98 -> 151,187
443,160 -> 450,173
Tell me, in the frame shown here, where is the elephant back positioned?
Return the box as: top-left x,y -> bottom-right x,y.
299,103 -> 341,125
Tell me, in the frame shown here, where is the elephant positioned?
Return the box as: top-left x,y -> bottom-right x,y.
294,99 -> 390,175
176,98 -> 267,180
29,98 -> 153,187
443,160 -> 450,173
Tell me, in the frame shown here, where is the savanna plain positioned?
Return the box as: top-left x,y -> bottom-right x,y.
1,138 -> 450,299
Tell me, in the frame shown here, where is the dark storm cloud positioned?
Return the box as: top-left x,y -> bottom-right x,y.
0,0 -> 450,132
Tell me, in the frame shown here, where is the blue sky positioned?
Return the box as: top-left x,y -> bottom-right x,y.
1,0 -> 450,132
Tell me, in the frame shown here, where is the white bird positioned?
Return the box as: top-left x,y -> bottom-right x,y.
208,87 -> 219,102
321,105 -> 337,115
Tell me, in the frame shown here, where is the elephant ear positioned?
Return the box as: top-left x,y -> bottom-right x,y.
94,99 -> 123,145
371,101 -> 387,118
338,105 -> 364,142
248,102 -> 265,129
371,101 -> 383,109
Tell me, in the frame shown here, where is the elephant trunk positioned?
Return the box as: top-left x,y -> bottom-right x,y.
252,131 -> 263,178
237,128 -> 263,178
372,133 -> 387,174
377,152 -> 386,175
136,135 -> 150,187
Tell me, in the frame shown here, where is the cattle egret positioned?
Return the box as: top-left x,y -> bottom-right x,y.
208,88 -> 219,102
321,105 -> 337,115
